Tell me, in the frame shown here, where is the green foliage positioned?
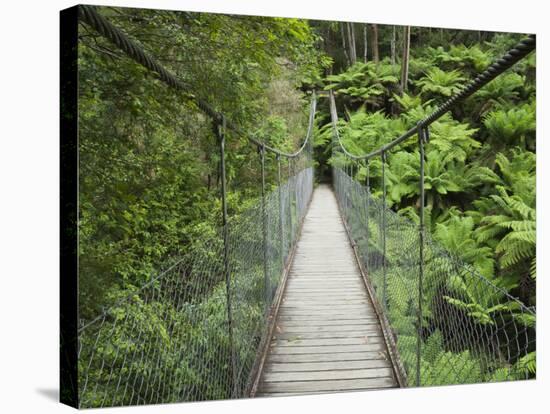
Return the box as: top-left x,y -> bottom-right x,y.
474,186 -> 536,276
324,60 -> 399,106
483,103 -> 536,150
77,8 -> 325,405
516,351 -> 536,375
421,44 -> 492,73
78,6 -> 321,317
434,214 -> 494,278
392,92 -> 428,112
474,73 -> 526,111
416,67 -> 466,98
325,30 -> 536,386
494,149 -> 536,200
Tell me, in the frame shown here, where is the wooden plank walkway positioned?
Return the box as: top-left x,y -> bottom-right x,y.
257,184 -> 398,396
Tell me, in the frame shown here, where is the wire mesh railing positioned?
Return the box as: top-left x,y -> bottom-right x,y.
330,34 -> 536,387
334,167 -> 535,387
75,5 -> 315,407
77,165 -> 314,408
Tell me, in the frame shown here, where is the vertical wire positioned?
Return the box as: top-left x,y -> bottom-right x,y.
365,160 -> 370,273
260,144 -> 269,313
218,116 -> 237,397
288,158 -> 294,244
381,151 -> 387,311
277,155 -> 285,271
416,126 -> 426,387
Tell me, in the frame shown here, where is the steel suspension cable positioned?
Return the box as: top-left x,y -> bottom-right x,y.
78,4 -> 317,159
330,34 -> 535,161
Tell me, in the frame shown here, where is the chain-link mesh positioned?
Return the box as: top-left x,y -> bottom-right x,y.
333,167 -> 536,387
77,164 -> 313,408
74,6 -> 317,405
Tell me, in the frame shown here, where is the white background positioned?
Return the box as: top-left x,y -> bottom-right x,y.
0,0 -> 547,412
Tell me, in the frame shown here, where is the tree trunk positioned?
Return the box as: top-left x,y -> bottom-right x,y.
340,22 -> 350,67
346,22 -> 357,65
371,24 -> 379,63
400,26 -> 411,94
391,26 -> 396,65
350,23 -> 357,64
363,24 -> 368,63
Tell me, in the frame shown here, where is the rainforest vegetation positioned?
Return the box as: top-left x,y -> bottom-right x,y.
319,25 -> 535,385
75,6 -> 535,406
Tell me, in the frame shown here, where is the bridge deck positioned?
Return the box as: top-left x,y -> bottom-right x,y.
257,184 -> 398,396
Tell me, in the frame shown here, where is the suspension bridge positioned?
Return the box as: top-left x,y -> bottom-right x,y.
72,6 -> 536,408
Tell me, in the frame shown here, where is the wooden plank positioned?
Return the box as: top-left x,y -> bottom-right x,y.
256,185 -> 397,397
285,282 -> 364,288
278,319 -> 379,327
289,272 -> 359,275
279,308 -> 375,314
267,351 -> 390,364
282,294 -> 368,300
259,377 -> 396,393
257,392 -> 329,397
276,314 -> 378,322
276,310 -> 375,318
279,304 -> 373,311
273,336 -> 384,347
275,326 -> 382,336
276,330 -> 380,340
283,289 -> 366,294
286,280 -> 364,283
281,299 -> 371,305
263,368 -> 395,382
269,343 -> 385,355
280,303 -> 371,309
281,299 -> 371,304
288,277 -> 360,280
266,359 -> 391,372
285,289 -> 368,292
286,278 -> 360,282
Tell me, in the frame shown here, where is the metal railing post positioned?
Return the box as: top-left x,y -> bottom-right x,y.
217,116 -> 238,397
365,161 -> 370,272
277,155 -> 285,271
416,124 -> 428,387
288,159 -> 294,247
260,144 -> 270,312
381,151 -> 388,311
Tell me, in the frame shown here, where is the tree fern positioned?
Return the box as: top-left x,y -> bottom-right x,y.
391,92 -> 430,112
483,103 -> 535,150
494,149 -> 536,202
416,67 -> 466,98
324,60 -> 399,105
429,119 -> 480,164
434,213 -> 494,279
474,186 -> 535,278
515,351 -> 536,376
475,73 -> 525,107
422,350 -> 482,386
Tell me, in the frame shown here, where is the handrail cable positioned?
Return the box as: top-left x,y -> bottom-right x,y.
76,4 -> 316,333
330,32 -> 536,389
78,4 -> 316,159
331,34 -> 536,160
